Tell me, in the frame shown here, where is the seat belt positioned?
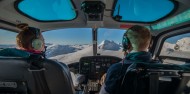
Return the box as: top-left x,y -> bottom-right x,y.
32,70 -> 51,94
118,61 -> 160,94
28,54 -> 51,94
149,73 -> 159,94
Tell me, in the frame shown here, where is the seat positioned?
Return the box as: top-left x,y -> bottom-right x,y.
0,56 -> 75,94
118,63 -> 190,94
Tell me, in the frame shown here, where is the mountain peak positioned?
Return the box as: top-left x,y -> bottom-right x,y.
176,37 -> 190,51
98,40 -> 121,51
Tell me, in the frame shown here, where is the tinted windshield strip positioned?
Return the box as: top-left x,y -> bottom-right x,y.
15,0 -> 77,22
112,0 -> 176,23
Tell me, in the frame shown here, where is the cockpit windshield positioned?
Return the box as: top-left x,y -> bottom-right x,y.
0,29 -> 16,48
43,28 -> 93,64
97,28 -> 126,58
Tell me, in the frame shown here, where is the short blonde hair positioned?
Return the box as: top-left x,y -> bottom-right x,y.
126,25 -> 151,50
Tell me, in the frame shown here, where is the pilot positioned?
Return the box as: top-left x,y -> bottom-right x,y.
99,25 -> 152,94
0,23 -> 45,57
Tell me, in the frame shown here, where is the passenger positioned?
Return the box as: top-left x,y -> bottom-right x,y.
0,23 -> 45,57
99,25 -> 152,94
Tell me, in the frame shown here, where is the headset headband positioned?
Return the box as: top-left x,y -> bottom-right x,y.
28,27 -> 40,38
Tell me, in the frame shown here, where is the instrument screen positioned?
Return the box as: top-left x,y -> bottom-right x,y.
79,56 -> 122,79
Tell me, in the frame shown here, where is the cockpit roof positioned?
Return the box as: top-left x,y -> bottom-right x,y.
0,0 -> 190,35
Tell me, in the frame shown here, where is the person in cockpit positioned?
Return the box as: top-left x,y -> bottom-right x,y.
99,25 -> 152,94
0,23 -> 45,57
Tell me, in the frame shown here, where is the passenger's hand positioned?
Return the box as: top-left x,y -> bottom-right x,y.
100,73 -> 106,85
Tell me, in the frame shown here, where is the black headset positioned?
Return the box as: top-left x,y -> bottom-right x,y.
122,30 -> 131,51
29,27 -> 44,50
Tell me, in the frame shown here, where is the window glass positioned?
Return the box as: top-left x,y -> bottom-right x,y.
0,29 -> 17,48
43,28 -> 92,64
160,33 -> 190,64
113,0 -> 175,22
97,28 -> 126,58
17,0 -> 76,21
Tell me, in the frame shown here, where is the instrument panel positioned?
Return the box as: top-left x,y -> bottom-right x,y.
79,56 -> 122,79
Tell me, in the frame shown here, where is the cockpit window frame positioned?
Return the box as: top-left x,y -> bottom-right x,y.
153,25 -> 190,64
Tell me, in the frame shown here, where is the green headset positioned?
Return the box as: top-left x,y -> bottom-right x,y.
29,27 -> 44,50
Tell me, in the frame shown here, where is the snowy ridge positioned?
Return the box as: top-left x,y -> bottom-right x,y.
161,37 -> 190,54
0,40 -> 124,64
160,37 -> 190,58
98,40 -> 122,51
2,37 -> 190,64
160,42 -> 175,55
49,46 -> 93,64
46,44 -> 77,58
176,37 -> 190,51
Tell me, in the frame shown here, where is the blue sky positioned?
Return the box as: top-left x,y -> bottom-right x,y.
1,28 -> 190,45
0,29 -> 17,44
0,28 -> 125,45
43,28 -> 125,45
98,28 -> 126,44
43,28 -> 92,45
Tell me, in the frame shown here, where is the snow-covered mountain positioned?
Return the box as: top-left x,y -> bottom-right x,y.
46,44 -> 77,58
49,45 -> 93,64
1,37 -> 190,64
98,40 -> 122,51
160,42 -> 175,55
160,37 -> 190,58
0,40 -> 123,64
48,40 -> 123,64
175,37 -> 190,51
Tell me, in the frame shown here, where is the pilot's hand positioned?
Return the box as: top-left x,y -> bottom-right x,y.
100,73 -> 106,85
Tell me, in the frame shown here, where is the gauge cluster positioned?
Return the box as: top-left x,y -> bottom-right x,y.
79,56 -> 122,79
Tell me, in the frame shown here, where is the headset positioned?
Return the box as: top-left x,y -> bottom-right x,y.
119,29 -> 132,86
29,27 -> 44,50
122,30 -> 131,52
122,29 -> 153,52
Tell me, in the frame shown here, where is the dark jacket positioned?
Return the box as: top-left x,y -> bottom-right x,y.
104,51 -> 152,94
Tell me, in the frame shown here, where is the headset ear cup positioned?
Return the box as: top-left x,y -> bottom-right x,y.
122,36 -> 130,51
32,39 -> 43,50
